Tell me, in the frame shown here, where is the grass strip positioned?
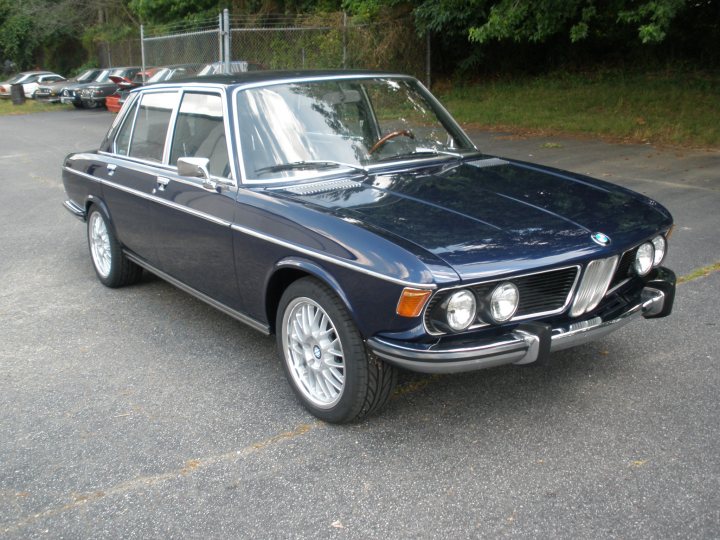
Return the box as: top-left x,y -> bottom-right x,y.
677,261 -> 720,284
438,71 -> 720,148
0,99 -> 73,115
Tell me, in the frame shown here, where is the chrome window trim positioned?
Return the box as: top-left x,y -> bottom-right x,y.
161,91 -> 182,165
423,264 -> 582,336
111,85 -> 238,187
169,89 -> 237,184
124,89 -> 180,164
109,92 -> 138,131
113,98 -> 140,156
64,166 -> 435,290
97,151 -> 232,191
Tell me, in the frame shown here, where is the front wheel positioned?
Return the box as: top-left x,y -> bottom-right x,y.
87,206 -> 142,287
276,278 -> 397,423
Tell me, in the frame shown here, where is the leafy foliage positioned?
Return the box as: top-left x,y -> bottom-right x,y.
0,0 -> 717,77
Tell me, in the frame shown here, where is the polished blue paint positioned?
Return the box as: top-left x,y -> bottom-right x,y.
271,159 -> 672,282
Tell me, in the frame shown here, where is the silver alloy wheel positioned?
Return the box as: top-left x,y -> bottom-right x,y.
281,297 -> 346,409
89,212 -> 112,278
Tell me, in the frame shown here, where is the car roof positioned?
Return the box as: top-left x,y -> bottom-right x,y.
168,69 -> 409,87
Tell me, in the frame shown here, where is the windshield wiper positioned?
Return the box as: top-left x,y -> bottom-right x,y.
374,148 -> 465,163
255,160 -> 367,177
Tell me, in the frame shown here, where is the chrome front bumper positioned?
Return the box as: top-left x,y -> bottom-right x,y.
367,280 -> 673,374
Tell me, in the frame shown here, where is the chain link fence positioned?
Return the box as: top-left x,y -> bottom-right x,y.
142,17 -> 223,69
97,38 -> 142,68
100,11 -> 429,85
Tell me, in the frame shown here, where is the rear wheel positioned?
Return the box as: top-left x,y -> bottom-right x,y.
276,278 -> 397,423
87,206 -> 142,288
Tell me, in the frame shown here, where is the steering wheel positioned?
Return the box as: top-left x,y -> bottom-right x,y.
368,129 -> 415,154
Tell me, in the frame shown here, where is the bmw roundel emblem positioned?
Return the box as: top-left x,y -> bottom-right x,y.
591,232 -> 611,246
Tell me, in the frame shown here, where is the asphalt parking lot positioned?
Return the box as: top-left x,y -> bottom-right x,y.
1,109 -> 719,538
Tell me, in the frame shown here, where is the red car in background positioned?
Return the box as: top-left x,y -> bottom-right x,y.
105,68 -> 159,113
106,65 -> 204,113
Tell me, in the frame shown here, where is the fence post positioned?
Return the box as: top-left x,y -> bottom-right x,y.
342,12 -> 347,69
223,8 -> 231,73
218,13 -> 223,64
140,25 -> 146,83
425,31 -> 431,89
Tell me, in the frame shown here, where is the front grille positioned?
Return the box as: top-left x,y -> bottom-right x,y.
570,256 -> 619,317
425,266 -> 579,334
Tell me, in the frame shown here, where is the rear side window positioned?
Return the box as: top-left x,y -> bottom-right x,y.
169,92 -> 230,178
114,100 -> 138,156
127,92 -> 179,163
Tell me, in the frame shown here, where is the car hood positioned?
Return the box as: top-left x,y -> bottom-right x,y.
40,79 -> 72,89
275,157 -> 673,281
86,82 -> 117,90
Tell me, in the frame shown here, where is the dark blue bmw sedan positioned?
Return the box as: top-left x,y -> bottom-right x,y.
62,71 -> 676,423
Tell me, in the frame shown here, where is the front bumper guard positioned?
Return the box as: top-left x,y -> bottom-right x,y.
367,281 -> 672,375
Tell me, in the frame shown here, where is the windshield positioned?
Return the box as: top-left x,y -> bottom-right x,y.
94,70 -> 111,83
77,70 -> 97,82
147,68 -> 170,83
235,77 -> 475,181
7,73 -> 31,84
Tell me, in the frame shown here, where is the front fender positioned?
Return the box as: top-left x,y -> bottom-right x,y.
267,256 -> 355,328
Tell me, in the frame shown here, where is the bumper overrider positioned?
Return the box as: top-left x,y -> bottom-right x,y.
367,267 -> 675,374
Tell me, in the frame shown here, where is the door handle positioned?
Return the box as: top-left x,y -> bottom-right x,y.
106,163 -> 116,176
156,176 -> 171,191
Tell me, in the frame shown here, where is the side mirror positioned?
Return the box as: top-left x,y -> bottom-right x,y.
177,157 -> 210,179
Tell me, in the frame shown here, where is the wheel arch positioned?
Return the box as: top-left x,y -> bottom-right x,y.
85,196 -> 121,240
265,257 -> 355,335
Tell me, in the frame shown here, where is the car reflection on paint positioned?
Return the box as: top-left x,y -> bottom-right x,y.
61,71 -> 676,423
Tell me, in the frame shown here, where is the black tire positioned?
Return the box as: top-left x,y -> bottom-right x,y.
72,102 -> 84,109
276,277 -> 397,423
86,205 -> 142,288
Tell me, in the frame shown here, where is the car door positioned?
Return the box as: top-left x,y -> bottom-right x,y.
100,90 -> 180,266
150,90 -> 241,310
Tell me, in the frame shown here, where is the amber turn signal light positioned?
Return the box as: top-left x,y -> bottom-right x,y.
396,288 -> 432,318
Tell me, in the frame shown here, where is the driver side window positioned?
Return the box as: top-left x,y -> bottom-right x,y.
170,92 -> 230,178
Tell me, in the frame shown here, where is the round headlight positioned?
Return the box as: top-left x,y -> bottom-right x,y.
634,242 -> 655,276
446,290 -> 477,331
651,235 -> 666,266
488,282 -> 519,323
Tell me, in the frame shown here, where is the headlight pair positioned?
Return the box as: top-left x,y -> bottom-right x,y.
634,234 -> 667,276
445,282 -> 519,331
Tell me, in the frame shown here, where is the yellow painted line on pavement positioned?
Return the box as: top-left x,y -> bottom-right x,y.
677,261 -> 720,284
2,421 -> 323,534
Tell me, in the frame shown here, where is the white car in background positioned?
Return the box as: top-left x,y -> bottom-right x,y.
0,71 -> 65,99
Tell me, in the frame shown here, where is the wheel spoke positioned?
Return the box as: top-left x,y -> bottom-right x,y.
322,370 -> 343,392
282,296 -> 347,408
327,338 -> 343,357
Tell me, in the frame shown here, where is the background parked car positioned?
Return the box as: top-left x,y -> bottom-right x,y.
78,66 -> 140,109
197,60 -> 264,76
105,69 -> 159,113
60,67 -> 139,109
34,68 -> 103,103
0,71 -> 65,99
106,64 -> 202,113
